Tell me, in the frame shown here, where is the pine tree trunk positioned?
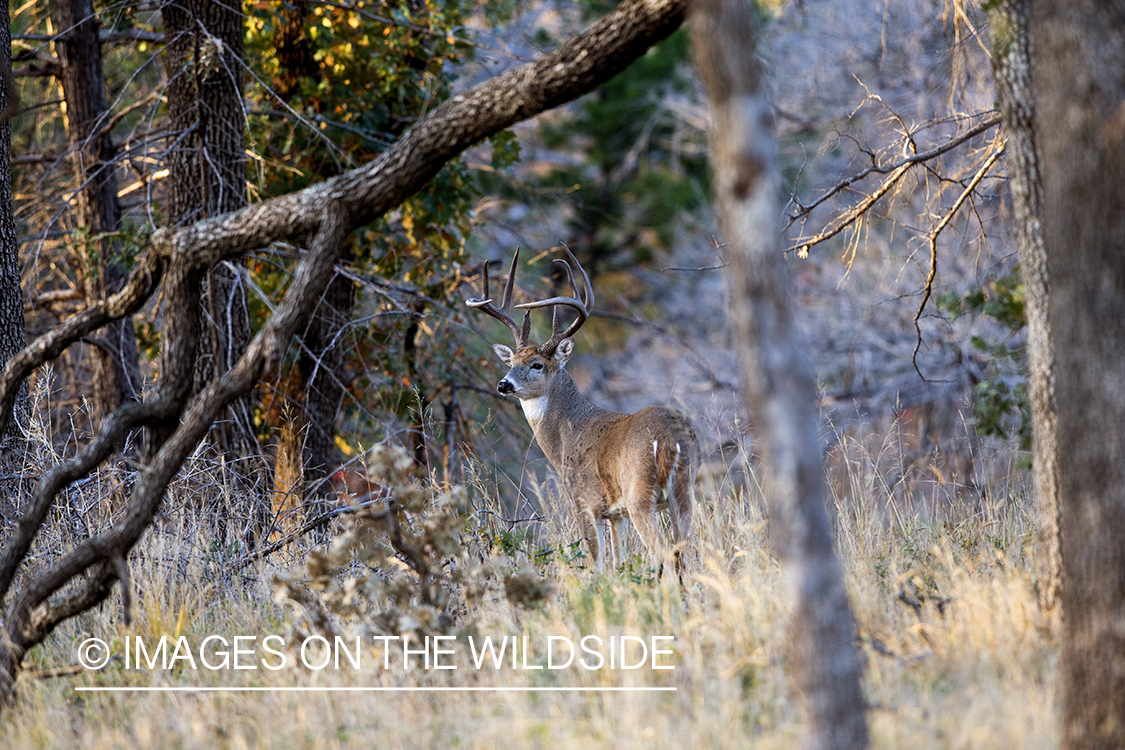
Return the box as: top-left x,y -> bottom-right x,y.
985,0 -> 1061,616
1033,0 -> 1125,746
690,1 -> 868,747
52,0 -> 142,420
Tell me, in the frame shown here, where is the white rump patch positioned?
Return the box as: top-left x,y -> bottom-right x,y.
520,396 -> 549,425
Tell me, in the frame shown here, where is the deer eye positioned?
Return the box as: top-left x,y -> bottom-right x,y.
530,362 -> 544,371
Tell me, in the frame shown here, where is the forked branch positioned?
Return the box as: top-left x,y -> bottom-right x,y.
911,143 -> 1005,378
786,111 -> 1001,257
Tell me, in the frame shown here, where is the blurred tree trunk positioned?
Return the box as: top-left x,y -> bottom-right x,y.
163,0 -> 268,512
690,1 -> 868,748
52,0 -> 142,419
1033,0 -> 1125,747
269,263 -> 354,535
0,4 -> 26,447
985,0 -> 1060,616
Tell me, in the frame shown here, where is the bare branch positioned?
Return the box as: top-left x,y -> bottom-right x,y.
787,112 -> 1002,256
912,144 -> 1005,379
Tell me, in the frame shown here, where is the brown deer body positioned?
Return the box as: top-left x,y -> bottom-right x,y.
469,248 -> 699,572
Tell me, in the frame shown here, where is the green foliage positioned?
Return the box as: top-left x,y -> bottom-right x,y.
938,267 -> 1031,455
243,0 -> 499,447
938,267 -> 1024,330
489,129 -> 522,171
488,17 -> 708,274
972,377 -> 1030,452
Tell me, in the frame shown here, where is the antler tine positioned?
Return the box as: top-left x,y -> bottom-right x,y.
520,311 -> 532,344
514,244 -> 593,353
560,242 -> 593,310
499,246 -> 518,310
466,248 -> 525,346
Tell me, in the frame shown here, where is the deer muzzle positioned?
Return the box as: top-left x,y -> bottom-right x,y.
497,378 -> 515,395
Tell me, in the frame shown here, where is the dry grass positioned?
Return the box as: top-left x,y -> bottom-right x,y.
0,415 -> 1057,750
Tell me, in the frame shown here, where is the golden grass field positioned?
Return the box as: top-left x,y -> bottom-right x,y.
0,423 -> 1057,749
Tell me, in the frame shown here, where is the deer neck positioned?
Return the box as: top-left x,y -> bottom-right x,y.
524,368 -> 606,468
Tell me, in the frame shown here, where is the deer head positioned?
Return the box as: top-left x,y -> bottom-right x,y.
467,246 -> 593,404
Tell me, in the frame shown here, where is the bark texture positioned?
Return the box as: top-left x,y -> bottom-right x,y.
0,0 -> 25,445
0,0 -> 688,702
986,0 -> 1060,616
690,1 -> 868,747
163,0 -> 263,488
52,0 -> 141,417
1032,0 -> 1125,747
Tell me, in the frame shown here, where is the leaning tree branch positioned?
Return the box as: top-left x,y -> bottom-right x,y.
0,399 -> 175,598
786,111 -> 1001,256
232,495 -> 393,573
0,251 -> 164,433
3,208 -> 349,668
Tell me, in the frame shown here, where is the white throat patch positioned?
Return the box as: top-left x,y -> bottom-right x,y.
520,396 -> 549,425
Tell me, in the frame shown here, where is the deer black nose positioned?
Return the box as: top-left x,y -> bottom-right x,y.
497,379 -> 514,394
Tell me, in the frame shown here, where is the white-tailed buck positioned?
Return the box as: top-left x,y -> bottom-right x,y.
468,247 -> 699,573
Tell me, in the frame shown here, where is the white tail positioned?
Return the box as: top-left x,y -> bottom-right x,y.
468,247 -> 699,574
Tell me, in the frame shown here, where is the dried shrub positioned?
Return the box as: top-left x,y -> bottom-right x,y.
273,443 -> 553,643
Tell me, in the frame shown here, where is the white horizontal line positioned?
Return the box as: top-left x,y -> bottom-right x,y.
75,686 -> 676,693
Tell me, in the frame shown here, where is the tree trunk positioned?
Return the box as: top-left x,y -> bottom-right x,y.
1032,1 -> 1125,747
297,265 -> 354,525
689,1 -> 868,748
163,0 -> 267,515
985,0 -> 1061,616
52,0 -> 141,420
269,262 -> 354,536
0,2 -> 26,447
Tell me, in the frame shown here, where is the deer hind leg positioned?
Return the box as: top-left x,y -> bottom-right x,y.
668,467 -> 699,574
667,488 -> 697,578
629,502 -> 665,576
582,509 -> 606,572
610,516 -> 631,569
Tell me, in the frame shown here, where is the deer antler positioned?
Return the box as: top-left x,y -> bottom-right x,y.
466,248 -> 531,347
516,243 -> 594,355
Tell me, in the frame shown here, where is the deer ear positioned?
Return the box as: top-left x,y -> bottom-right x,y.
493,344 -> 515,365
554,338 -> 574,365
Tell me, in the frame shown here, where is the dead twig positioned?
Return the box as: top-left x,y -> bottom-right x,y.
912,143 -> 1005,379
786,112 -> 1001,256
